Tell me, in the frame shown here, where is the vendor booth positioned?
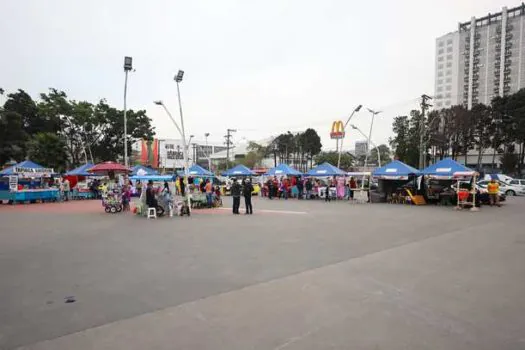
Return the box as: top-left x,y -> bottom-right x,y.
0,160 -> 59,204
221,164 -> 255,177
373,160 -> 422,204
306,162 -> 345,199
131,165 -> 158,176
346,172 -> 372,203
420,158 -> 477,207
265,164 -> 302,177
65,163 -> 96,199
188,164 -> 214,177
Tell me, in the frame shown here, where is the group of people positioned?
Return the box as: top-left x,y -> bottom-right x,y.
263,176 -> 366,201
230,178 -> 254,214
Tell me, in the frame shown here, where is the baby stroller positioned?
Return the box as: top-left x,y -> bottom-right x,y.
103,192 -> 123,213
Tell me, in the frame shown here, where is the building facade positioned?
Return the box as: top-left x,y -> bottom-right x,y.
354,140 -> 368,157
434,4 -> 525,110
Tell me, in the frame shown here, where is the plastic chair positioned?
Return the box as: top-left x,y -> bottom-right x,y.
147,207 -> 157,219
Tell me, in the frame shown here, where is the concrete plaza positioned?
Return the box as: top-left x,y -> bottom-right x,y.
0,197 -> 524,349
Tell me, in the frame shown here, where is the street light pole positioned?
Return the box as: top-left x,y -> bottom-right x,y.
364,108 -> 381,168
123,57 -> 133,168
204,133 -> 211,170
154,99 -> 191,210
351,124 -> 381,167
337,104 -> 362,169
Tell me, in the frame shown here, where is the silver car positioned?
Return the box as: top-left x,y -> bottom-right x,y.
477,180 -> 525,196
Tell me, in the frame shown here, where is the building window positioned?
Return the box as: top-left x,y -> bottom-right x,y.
446,62 -> 452,67
445,100 -> 451,105
436,94 -> 443,99
438,49 -> 444,54
447,54 -> 453,60
447,39 -> 453,45
446,85 -> 452,91
446,70 -> 451,76
438,41 -> 444,47
438,56 -> 444,62
437,86 -> 443,92
436,102 -> 443,107
446,77 -> 452,83
446,47 -> 453,53
438,79 -> 443,84
438,64 -> 444,69
438,71 -> 444,77
445,92 -> 451,98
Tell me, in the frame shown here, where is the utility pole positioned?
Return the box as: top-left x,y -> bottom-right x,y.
419,94 -> 433,169
225,129 -> 236,169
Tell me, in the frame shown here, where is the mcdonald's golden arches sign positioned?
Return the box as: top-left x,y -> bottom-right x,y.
330,120 -> 345,139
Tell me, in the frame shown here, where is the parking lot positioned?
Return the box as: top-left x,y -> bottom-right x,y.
1,197 -> 525,349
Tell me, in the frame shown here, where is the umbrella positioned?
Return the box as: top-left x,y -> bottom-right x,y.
88,161 -> 131,175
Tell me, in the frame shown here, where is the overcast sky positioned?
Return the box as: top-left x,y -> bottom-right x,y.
1,0 -> 505,150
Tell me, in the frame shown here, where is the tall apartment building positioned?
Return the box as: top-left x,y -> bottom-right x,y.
434,4 -> 525,110
354,140 -> 368,157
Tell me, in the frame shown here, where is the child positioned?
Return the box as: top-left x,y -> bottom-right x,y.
122,185 -> 131,211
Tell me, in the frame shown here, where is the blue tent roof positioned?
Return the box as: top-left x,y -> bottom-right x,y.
421,158 -> 473,178
188,164 -> 214,177
65,163 -> 94,176
306,162 -> 345,177
265,163 -> 303,176
129,175 -> 174,181
131,165 -> 159,176
373,160 -> 420,179
0,160 -> 45,176
221,164 -> 255,177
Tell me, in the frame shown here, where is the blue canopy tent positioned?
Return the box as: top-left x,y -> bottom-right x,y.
129,175 -> 174,182
131,165 -> 159,176
420,158 -> 473,179
65,163 -> 94,176
265,163 -> 302,176
188,164 -> 214,177
221,164 -> 255,177
373,160 -> 420,180
306,162 -> 344,177
0,160 -> 47,176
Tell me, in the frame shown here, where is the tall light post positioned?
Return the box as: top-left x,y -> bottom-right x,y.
351,124 -> 381,167
337,104 -> 362,169
204,132 -> 211,170
364,108 -> 381,168
153,100 -> 191,210
123,56 -> 133,167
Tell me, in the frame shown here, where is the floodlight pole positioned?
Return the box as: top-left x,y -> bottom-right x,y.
337,104 -> 362,169
364,108 -> 381,168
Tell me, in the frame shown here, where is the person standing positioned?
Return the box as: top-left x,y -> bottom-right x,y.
349,177 -> 357,200
205,179 -> 213,208
63,178 -> 71,201
179,176 -> 185,196
297,177 -> 304,199
231,179 -> 241,214
305,178 -> 312,199
487,179 -> 500,207
243,179 -> 254,214
267,178 -> 273,200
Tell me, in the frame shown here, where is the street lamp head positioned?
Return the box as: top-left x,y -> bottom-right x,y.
350,124 -> 358,129
124,56 -> 133,71
204,133 -> 210,137
355,105 -> 362,112
153,100 -> 163,106
175,70 -> 184,83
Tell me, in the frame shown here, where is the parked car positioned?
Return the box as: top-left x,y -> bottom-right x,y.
508,179 -> 525,192
476,180 -> 525,196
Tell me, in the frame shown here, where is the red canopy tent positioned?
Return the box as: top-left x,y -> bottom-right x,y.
88,162 -> 131,178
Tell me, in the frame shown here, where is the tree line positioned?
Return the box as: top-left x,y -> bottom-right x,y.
390,88 -> 525,175
0,88 -> 155,172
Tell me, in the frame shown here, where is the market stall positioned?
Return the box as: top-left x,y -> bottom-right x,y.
0,160 -> 59,204
373,160 -> 421,204
306,162 -> 345,199
346,172 -> 372,203
420,158 -> 475,207
221,164 -> 256,177
131,165 -> 159,176
64,163 -> 96,199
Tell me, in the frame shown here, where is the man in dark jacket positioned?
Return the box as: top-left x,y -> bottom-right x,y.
243,179 -> 254,214
296,177 -> 304,199
230,179 -> 241,214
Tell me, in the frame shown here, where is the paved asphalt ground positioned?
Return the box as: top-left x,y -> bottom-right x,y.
1,197 -> 524,349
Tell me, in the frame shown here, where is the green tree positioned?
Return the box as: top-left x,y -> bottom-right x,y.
0,111 -> 27,164
26,133 -> 68,172
471,104 -> 493,169
368,144 -> 392,166
389,115 -> 410,163
314,151 -> 353,170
